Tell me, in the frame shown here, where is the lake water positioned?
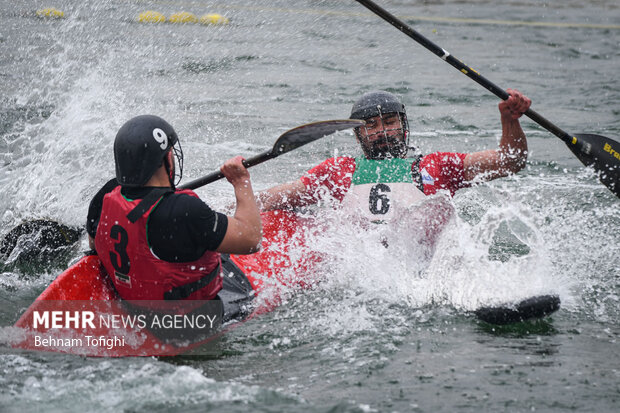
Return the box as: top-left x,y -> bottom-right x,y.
1,0 -> 618,411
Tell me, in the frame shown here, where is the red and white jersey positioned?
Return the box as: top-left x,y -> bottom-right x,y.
299,152 -> 469,203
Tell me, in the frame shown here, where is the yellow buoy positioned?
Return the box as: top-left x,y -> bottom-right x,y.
138,11 -> 166,23
168,12 -> 198,24
36,8 -> 65,19
200,13 -> 229,25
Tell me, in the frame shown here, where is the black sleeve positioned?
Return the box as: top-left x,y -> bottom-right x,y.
147,193 -> 229,262
86,178 -> 119,238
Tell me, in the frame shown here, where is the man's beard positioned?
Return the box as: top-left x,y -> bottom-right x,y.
361,134 -> 408,159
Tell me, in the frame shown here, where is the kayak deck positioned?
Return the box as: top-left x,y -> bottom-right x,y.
12,210 -> 320,357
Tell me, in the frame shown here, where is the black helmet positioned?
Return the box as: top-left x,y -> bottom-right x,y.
114,115 -> 184,187
350,91 -> 406,120
350,91 -> 410,159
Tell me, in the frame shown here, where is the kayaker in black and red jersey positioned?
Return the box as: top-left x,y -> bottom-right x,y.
87,115 -> 261,305
257,89 -> 531,221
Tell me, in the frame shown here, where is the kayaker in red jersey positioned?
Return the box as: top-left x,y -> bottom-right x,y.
258,89 -> 531,220
87,115 -> 261,303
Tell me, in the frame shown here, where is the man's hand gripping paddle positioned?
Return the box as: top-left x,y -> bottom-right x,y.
354,0 -> 620,199
180,120 -> 364,190
1,120 -> 364,262
353,0 -> 585,323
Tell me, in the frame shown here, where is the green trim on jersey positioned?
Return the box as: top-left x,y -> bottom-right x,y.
351,158 -> 414,185
121,193 -> 134,202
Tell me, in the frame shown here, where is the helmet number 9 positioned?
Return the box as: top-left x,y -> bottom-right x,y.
369,184 -> 391,215
152,128 -> 168,150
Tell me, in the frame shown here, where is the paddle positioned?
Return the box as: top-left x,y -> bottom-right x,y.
1,120 -> 364,261
354,0 -> 620,198
0,220 -> 83,270
180,119 -> 364,190
474,294 -> 561,325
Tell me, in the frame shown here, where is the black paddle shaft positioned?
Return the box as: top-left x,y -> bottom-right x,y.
179,149 -> 273,190
355,0 -> 620,197
179,119 -> 364,190
355,0 -> 569,140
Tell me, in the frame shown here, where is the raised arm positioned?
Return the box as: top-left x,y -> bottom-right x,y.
463,89 -> 531,182
216,156 -> 263,254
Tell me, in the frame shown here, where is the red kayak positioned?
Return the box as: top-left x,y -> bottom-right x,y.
12,210 -> 321,357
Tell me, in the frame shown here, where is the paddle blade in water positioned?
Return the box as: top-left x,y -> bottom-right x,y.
475,294 -> 561,325
565,134 -> 620,197
273,119 -> 365,154
0,220 -> 82,261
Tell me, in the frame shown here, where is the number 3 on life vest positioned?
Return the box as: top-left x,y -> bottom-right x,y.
109,224 -> 131,275
369,184 -> 391,215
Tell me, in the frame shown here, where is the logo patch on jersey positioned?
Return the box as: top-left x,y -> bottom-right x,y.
115,271 -> 132,287
421,168 -> 435,185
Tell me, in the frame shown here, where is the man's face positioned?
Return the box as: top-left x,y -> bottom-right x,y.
357,113 -> 407,159
360,113 -> 403,141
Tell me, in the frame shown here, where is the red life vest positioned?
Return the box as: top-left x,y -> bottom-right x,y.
95,186 -> 222,302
